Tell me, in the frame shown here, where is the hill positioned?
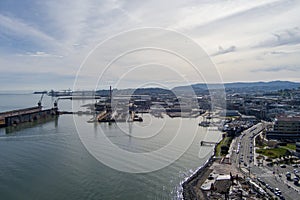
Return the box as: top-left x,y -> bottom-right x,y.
172,81 -> 300,94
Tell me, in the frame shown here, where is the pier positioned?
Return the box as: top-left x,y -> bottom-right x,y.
0,106 -> 58,127
200,141 -> 218,146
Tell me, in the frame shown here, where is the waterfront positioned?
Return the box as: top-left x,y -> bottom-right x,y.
0,93 -> 221,200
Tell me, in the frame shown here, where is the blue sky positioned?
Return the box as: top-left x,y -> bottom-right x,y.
0,0 -> 300,90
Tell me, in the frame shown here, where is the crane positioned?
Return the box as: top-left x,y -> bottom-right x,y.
53,98 -> 59,109
38,93 -> 44,107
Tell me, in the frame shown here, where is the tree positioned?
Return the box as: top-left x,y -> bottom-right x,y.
221,145 -> 229,155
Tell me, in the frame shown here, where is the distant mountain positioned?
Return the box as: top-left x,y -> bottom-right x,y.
172,81 -> 300,94
131,88 -> 174,96
96,87 -> 175,96
224,80 -> 300,89
224,81 -> 300,93
94,81 -> 300,96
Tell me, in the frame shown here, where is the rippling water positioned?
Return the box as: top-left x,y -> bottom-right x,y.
0,93 -> 221,199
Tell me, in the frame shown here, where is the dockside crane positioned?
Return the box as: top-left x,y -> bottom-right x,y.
38,93 -> 44,107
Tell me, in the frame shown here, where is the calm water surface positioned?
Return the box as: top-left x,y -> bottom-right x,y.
0,93 -> 221,200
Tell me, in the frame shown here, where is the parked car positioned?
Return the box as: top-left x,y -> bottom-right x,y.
294,177 -> 299,185
286,172 -> 291,180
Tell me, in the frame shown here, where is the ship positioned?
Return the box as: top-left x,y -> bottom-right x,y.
133,114 -> 143,122
199,121 -> 210,127
199,114 -> 211,127
97,86 -> 115,123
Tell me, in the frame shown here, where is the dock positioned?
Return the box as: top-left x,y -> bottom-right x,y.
0,106 -> 58,127
200,141 -> 218,146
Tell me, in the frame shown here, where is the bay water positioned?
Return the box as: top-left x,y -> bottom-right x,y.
0,93 -> 221,200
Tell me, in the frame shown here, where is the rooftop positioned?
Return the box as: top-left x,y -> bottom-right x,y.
276,116 -> 300,122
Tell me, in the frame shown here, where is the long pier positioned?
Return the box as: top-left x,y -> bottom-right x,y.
0,106 -> 58,127
200,141 -> 218,146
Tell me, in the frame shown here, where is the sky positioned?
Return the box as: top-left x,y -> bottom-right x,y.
0,0 -> 300,90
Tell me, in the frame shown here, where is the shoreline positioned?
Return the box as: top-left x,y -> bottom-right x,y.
181,140 -> 220,200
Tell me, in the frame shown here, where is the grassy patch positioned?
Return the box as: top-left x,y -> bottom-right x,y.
256,143 -> 267,148
216,136 -> 233,157
285,143 -> 296,151
256,148 -> 289,159
254,135 -> 267,148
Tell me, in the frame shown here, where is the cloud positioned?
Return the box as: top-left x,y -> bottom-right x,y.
211,45 -> 236,56
256,27 -> 300,48
269,51 -> 289,55
1,0 -> 300,89
0,14 -> 62,51
252,65 -> 300,72
17,51 -> 63,58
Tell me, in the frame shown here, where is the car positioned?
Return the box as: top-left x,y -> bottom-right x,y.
292,164 -> 298,168
280,164 -> 287,168
280,196 -> 285,200
278,190 -> 282,195
257,177 -> 261,182
286,172 -> 291,180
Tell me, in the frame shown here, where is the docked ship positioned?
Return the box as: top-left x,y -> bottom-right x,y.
198,121 -> 210,127
133,114 -> 143,122
96,86 -> 115,123
199,114 -> 211,127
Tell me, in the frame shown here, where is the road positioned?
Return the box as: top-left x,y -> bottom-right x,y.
231,123 -> 263,174
230,122 -> 300,200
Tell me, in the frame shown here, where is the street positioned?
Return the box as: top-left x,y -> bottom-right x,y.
230,122 -> 300,200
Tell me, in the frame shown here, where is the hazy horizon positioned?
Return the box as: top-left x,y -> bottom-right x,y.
0,79 -> 299,93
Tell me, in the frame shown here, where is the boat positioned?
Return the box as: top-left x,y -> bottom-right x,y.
33,91 -> 47,94
206,112 -> 212,119
97,111 -> 115,123
199,121 -> 210,127
96,86 -> 115,123
133,115 -> 143,122
199,113 -> 211,127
